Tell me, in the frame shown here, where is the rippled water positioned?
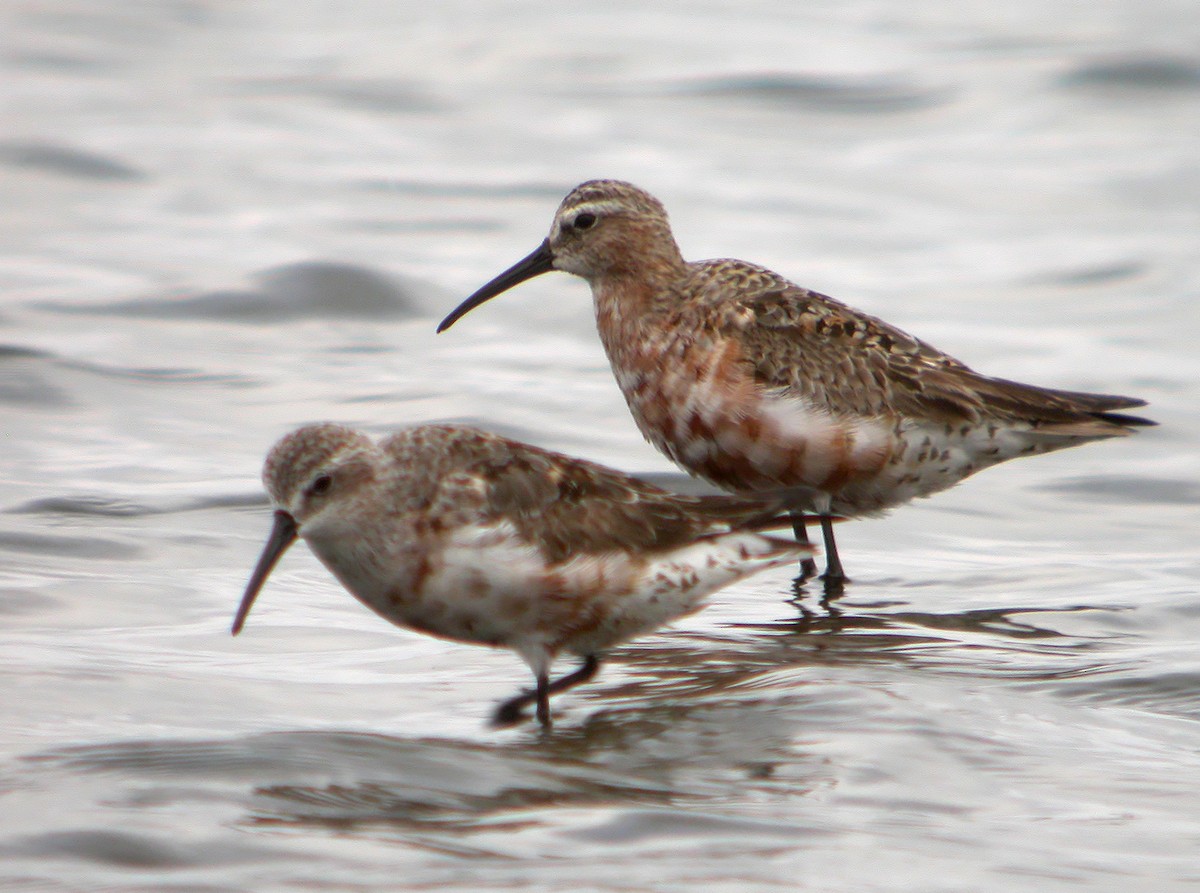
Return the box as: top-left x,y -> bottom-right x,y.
2,2 -> 1199,890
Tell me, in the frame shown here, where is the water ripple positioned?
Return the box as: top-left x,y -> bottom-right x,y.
1060,55 -> 1200,91
658,72 -> 950,113
7,492 -> 266,517
42,262 -> 423,323
4,829 -> 257,869
1044,475 -> 1200,506
0,530 -> 142,561
0,141 -> 144,181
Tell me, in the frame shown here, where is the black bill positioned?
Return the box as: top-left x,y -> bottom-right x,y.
436,239 -> 555,333
231,509 -> 299,635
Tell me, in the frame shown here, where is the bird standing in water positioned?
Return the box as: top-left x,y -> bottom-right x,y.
232,423 -> 809,727
439,179 -> 1154,585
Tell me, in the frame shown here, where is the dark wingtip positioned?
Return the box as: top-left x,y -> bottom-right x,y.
1096,411 -> 1157,428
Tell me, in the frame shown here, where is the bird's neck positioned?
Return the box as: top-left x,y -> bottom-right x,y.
590,248 -> 688,318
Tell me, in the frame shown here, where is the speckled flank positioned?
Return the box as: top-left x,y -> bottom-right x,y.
439,179 -> 1154,573
234,423 -> 809,725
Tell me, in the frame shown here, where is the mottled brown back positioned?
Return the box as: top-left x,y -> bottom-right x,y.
695,262 -> 1152,432
400,426 -> 786,564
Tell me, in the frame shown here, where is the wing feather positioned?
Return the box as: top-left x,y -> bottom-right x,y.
690,260 -> 1153,433
465,436 -> 784,563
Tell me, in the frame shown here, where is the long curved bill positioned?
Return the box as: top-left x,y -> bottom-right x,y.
436,239 -> 555,333
231,510 -> 299,635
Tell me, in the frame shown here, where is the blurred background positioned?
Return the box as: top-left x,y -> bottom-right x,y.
2,2 -> 1198,891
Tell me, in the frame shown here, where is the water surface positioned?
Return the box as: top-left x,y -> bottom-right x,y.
2,2 -> 1198,890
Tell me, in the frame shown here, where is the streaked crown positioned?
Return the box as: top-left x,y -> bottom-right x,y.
262,423 -> 374,513
548,180 -> 683,278
556,180 -> 669,221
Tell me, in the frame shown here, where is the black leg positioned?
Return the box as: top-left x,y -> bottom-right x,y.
492,655 -> 601,728
534,670 -> 551,727
819,515 -> 848,588
544,654 -> 600,696
790,512 -> 818,579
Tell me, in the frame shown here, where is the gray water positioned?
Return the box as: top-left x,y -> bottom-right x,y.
2,2 -> 1199,891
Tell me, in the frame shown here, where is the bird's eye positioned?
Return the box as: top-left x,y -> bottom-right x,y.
572,212 -> 597,231
309,474 -> 333,496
